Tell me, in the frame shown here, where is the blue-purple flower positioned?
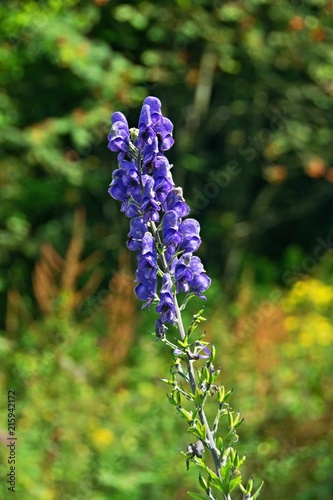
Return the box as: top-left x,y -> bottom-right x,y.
108,156 -> 142,216
162,211 -> 182,247
174,253 -> 211,297
175,253 -> 193,293
179,219 -> 201,253
134,239 -> 158,307
137,232 -> 158,280
156,275 -> 176,324
165,187 -> 190,218
127,217 -> 147,251
153,155 -> 174,203
138,97 -> 175,169
141,177 -> 160,223
188,256 -> 211,298
135,273 -> 157,307
108,112 -> 130,153
108,168 -> 127,202
155,117 -> 174,151
107,96 -> 211,329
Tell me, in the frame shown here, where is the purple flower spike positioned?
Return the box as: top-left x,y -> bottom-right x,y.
156,275 -> 176,325
108,112 -> 130,153
179,219 -> 201,253
107,96 -> 212,324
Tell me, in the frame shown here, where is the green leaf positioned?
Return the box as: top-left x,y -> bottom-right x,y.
158,378 -> 175,385
234,417 -> 244,429
252,481 -> 264,499
177,406 -> 193,422
187,492 -> 208,500
194,458 -> 220,482
198,473 -> 208,490
187,308 -> 207,336
180,292 -> 196,311
229,472 -> 242,492
188,426 -> 203,440
208,476 -> 224,492
166,392 -> 177,407
223,389 -> 234,402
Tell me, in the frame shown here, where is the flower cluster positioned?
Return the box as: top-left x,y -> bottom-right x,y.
108,96 -> 211,334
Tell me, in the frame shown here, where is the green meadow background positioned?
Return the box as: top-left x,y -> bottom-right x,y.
1,0 -> 333,498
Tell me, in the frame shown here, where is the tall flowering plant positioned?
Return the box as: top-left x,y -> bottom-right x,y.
107,97 -> 263,500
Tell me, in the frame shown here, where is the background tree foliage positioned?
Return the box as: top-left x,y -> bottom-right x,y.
1,0 -> 333,499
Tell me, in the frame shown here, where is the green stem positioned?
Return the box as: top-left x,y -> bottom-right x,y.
150,221 -> 222,485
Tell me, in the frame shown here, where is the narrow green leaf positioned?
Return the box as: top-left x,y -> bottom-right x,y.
187,426 -> 203,440
187,492 -> 207,500
234,417 -> 244,429
180,292 -> 196,312
229,472 -> 242,492
177,406 -> 193,422
223,389 -> 234,402
198,473 -> 208,490
158,378 -> 174,385
171,390 -> 179,406
208,476 -> 224,492
218,385 -> 225,403
166,392 -> 177,406
195,419 -> 207,440
252,481 -> 264,499
194,457 -> 219,482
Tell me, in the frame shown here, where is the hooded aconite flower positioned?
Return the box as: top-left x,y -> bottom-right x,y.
107,96 -> 211,329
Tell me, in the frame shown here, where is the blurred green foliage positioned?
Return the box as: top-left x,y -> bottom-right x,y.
1,0 -> 333,498
1,261 -> 333,499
